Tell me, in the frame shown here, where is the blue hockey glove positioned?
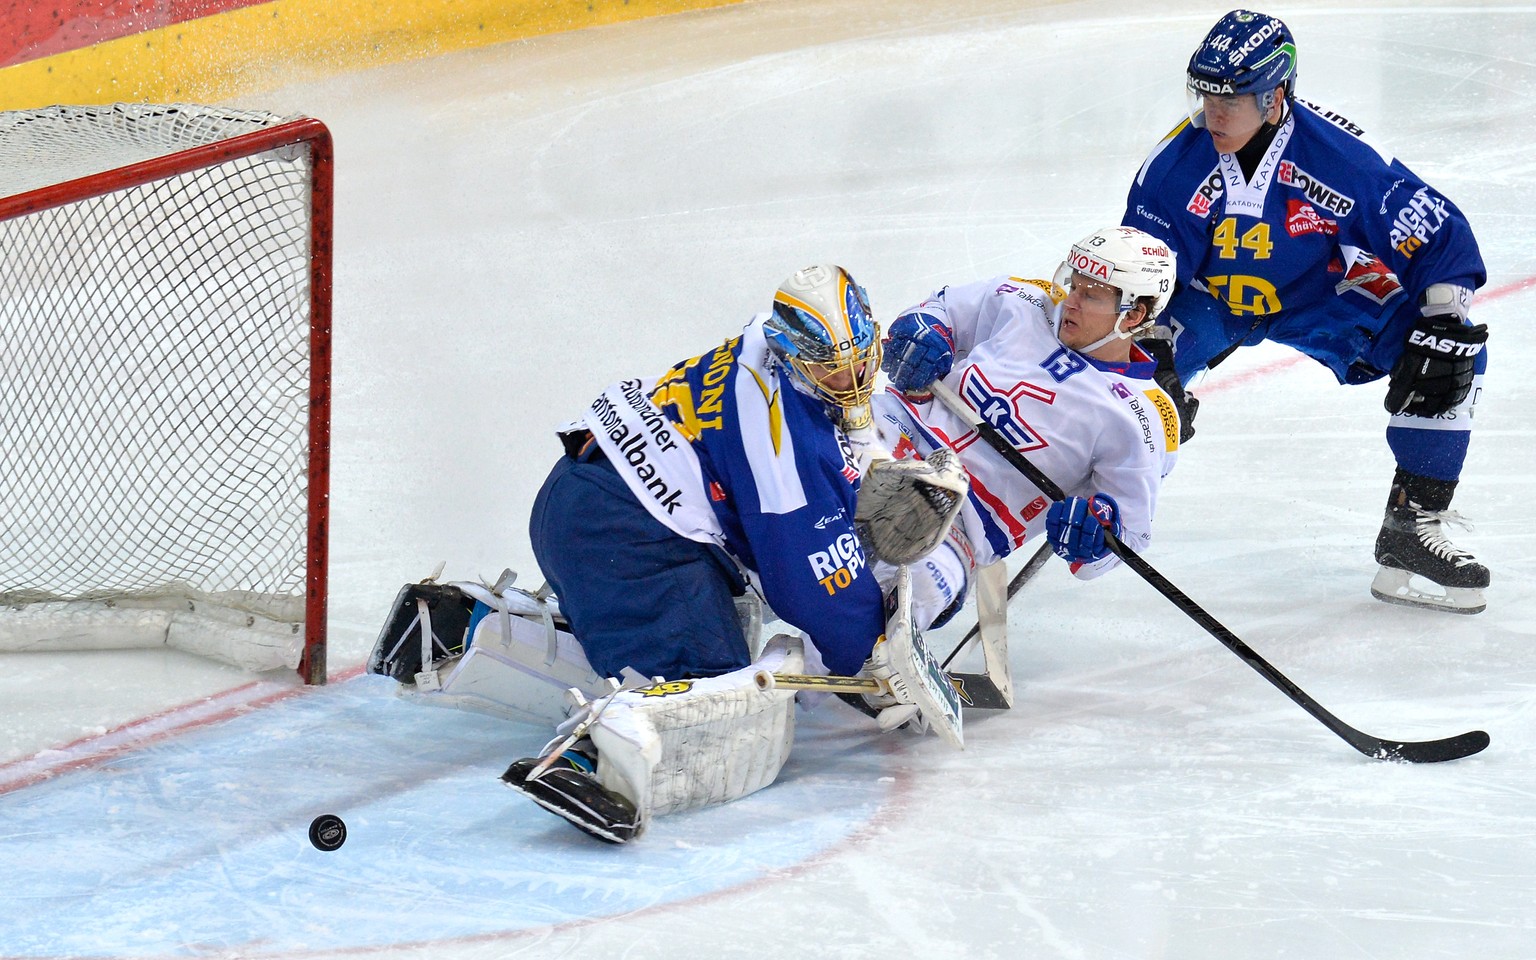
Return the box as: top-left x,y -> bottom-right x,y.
1045,494 -> 1121,564
881,311 -> 954,394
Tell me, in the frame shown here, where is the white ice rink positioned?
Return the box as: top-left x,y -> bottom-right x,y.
4,1 -> 1536,957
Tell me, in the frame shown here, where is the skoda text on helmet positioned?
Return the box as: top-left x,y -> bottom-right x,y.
1186,10 -> 1297,125
1051,227 -> 1177,354
767,264 -> 882,428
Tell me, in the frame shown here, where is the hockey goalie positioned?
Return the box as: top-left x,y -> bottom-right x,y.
369,265 -> 967,843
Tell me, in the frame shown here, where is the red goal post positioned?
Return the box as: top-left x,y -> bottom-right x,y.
0,104 -> 333,683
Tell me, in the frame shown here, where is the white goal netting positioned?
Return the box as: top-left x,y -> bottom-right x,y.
0,103 -> 331,678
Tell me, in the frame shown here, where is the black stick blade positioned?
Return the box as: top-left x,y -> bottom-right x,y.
1358,729 -> 1490,764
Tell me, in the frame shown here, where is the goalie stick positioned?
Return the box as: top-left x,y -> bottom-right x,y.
930,380 -> 1489,764
758,567 -> 964,748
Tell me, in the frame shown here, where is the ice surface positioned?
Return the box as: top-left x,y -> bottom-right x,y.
3,1 -> 1535,957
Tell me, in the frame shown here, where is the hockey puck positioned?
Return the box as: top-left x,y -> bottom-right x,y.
308,814 -> 347,851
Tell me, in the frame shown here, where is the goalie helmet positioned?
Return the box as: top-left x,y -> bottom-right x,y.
1051,226 -> 1177,352
767,264 -> 882,426
1187,10 -> 1297,113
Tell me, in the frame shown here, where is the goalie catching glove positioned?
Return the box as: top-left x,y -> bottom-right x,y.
854,448 -> 969,565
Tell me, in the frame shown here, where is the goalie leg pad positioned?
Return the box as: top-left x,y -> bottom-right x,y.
583,634 -> 805,826
368,581 -> 475,683
372,574 -> 611,725
873,523 -> 974,633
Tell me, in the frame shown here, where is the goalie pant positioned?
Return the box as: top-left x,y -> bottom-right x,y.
873,274 -> 1181,584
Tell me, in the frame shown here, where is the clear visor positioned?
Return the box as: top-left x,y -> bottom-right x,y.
1049,263 -> 1142,353
1186,82 -> 1275,131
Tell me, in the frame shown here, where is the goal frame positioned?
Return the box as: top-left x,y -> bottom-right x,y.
0,118 -> 334,684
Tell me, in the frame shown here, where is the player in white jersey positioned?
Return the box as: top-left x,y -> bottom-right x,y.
874,227 -> 1183,631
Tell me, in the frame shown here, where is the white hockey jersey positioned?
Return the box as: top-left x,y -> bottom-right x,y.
873,276 -> 1181,579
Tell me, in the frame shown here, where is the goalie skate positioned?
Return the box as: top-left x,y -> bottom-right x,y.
501,743 -> 641,844
1372,503 -> 1488,615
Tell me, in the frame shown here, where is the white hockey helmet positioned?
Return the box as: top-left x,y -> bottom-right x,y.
1051,226 -> 1177,354
767,264 -> 882,426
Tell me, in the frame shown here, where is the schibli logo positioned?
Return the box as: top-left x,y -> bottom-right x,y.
809,532 -> 866,595
1389,186 -> 1451,259
1286,198 -> 1338,237
1142,245 -> 1170,257
1277,160 -> 1354,216
1187,170 -> 1224,216
1067,249 -> 1112,281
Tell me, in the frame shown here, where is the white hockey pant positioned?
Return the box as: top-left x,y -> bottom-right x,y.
874,528 -> 973,632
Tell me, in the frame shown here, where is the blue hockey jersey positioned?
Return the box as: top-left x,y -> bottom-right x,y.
1124,99 -> 1486,380
581,313 -> 885,676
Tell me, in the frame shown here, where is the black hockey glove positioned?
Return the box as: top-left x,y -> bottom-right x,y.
1383,314 -> 1487,417
1138,336 -> 1198,442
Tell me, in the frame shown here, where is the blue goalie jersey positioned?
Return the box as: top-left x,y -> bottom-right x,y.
581,313 -> 886,676
1123,99 -> 1486,382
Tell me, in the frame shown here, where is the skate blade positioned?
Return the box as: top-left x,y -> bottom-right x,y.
1370,566 -> 1486,615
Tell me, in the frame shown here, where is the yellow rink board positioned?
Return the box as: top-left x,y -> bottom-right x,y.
0,0 -> 747,111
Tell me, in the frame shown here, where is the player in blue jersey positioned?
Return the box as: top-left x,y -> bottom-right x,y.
524,263 -> 889,682
1123,9 -> 1491,614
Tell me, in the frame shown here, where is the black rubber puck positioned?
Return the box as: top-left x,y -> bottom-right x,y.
308,814 -> 347,851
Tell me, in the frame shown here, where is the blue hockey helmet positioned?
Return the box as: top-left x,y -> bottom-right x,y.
1187,10 -> 1297,110
767,264 -> 881,426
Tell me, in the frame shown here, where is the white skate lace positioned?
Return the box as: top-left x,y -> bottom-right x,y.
1412,508 -> 1478,566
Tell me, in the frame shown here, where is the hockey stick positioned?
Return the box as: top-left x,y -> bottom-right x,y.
759,567 -> 964,748
938,543 -> 1054,709
930,380 -> 1488,763
941,543 -> 1052,670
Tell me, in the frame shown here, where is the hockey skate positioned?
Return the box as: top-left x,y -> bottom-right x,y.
501,739 -> 641,844
1371,471 -> 1488,615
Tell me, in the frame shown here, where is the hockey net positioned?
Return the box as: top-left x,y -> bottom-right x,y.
0,103 -> 333,683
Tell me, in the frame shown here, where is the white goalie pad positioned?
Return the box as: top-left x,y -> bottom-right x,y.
393,580 -> 610,726
579,633 -> 805,827
855,449 -> 969,565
